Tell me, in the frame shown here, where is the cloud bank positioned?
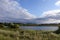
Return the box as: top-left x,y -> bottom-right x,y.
38,10 -> 60,23
0,0 -> 36,20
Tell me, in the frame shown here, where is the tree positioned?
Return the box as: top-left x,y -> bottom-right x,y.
13,24 -> 20,29
54,25 -> 60,34
0,24 -> 5,28
8,23 -> 19,29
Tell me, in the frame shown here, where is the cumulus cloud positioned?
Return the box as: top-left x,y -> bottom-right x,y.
55,1 -> 60,6
41,10 -> 60,17
0,0 -> 36,20
38,10 -> 60,23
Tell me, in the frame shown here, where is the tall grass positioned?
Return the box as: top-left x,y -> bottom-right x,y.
0,29 -> 60,40
0,23 -> 60,40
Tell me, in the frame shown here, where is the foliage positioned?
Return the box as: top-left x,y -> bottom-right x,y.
54,25 -> 60,34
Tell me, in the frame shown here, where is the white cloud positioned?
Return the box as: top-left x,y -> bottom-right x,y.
55,1 -> 60,6
39,10 -> 60,23
1,0 -> 60,23
41,10 -> 60,17
0,0 -> 36,20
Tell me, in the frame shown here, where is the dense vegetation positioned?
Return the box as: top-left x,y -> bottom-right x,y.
0,23 -> 60,40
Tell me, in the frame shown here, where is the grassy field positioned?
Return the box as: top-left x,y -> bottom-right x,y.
0,23 -> 60,40
0,28 -> 60,40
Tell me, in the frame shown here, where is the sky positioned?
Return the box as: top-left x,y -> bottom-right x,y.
0,0 -> 60,23
19,0 -> 60,17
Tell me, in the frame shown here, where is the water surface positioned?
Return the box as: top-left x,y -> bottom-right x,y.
20,26 -> 58,31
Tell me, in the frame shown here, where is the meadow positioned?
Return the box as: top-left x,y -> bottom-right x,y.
0,23 -> 60,40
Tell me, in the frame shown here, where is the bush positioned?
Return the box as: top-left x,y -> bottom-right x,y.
8,23 -> 19,29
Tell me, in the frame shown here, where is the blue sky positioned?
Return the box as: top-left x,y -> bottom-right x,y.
17,0 -> 60,17
0,0 -> 60,23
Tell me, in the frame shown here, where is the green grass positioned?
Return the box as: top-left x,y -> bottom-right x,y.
0,27 -> 60,40
0,23 -> 60,40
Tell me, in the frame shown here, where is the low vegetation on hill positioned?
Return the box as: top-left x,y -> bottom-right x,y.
0,23 -> 60,40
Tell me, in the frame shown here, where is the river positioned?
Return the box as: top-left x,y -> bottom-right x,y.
20,26 -> 58,31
